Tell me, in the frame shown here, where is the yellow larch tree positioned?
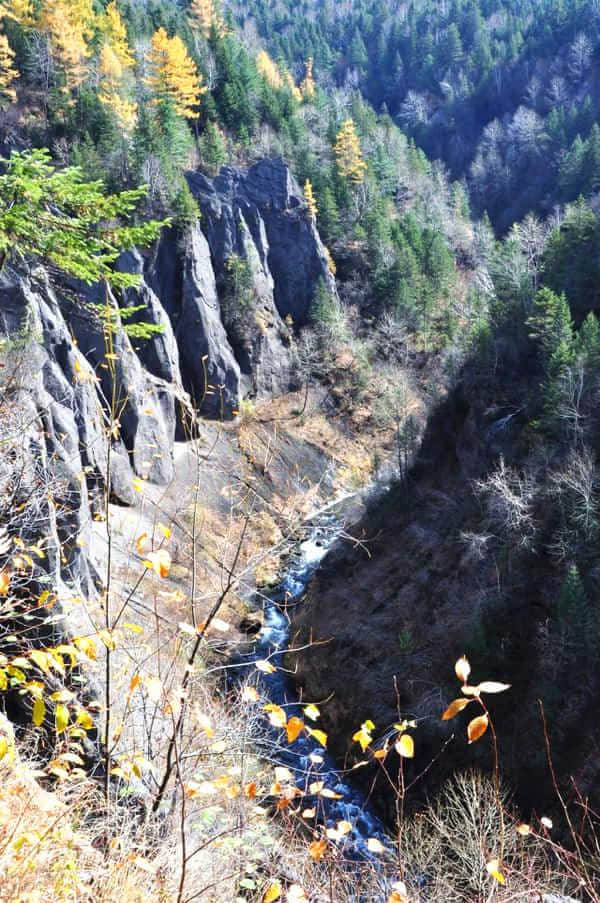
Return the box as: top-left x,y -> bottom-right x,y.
97,2 -> 137,131
284,70 -> 302,102
145,27 -> 206,118
40,0 -> 96,93
304,179 -> 318,219
334,118 -> 367,184
98,43 -> 137,131
1,0 -> 34,27
188,0 -> 227,39
300,57 -> 316,100
0,32 -> 17,106
256,49 -> 283,90
103,1 -> 134,69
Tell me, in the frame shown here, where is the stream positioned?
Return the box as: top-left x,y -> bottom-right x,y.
234,503 -> 390,861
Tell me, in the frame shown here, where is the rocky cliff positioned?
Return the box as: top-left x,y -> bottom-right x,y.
0,157 -> 335,735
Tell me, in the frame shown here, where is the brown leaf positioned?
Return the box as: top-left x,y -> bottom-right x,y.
308,838 -> 328,860
467,713 -> 489,743
442,697 -> 473,720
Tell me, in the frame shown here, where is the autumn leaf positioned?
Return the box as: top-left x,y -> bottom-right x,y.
367,837 -> 386,854
144,549 -> 172,578
256,660 -> 276,674
455,655 -> 471,684
32,696 -> 45,727
308,838 -> 328,860
264,704 -> 287,728
307,727 -> 327,747
467,713 -> 489,744
145,676 -> 162,703
263,883 -> 282,903
486,859 -> 506,884
516,823 -> 530,836
286,716 -> 304,744
442,698 -> 473,720
478,681 -> 511,694
353,720 -> 374,752
98,629 -> 116,651
395,733 -> 414,758
242,686 -> 260,703
158,522 -> 172,540
55,704 -> 69,734
135,532 -> 149,555
303,703 -> 320,721
0,570 -> 10,595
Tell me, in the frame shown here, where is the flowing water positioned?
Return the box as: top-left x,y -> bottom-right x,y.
235,505 -> 390,860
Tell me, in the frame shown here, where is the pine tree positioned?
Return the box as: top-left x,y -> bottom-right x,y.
304,179 -> 318,219
199,121 -> 227,174
334,118 -> 367,185
0,32 -> 17,106
145,27 -> 206,119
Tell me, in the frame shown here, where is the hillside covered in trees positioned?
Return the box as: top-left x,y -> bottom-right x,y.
1,1 -> 600,901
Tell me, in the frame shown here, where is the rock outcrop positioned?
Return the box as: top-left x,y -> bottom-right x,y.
0,157 -> 335,746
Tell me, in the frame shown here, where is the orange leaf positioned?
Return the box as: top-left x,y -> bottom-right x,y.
0,570 -> 10,596
286,716 -> 304,744
135,533 -> 149,555
442,698 -> 473,720
245,781 -> 257,799
144,549 -> 171,578
308,838 -> 328,860
467,713 -> 489,744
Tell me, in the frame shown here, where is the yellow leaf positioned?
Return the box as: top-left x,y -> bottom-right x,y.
303,703 -> 320,721
455,655 -> 471,684
32,696 -> 45,727
353,722 -> 373,752
516,823 -> 530,836
73,635 -> 97,660
478,681 -> 511,694
286,716 -> 304,744
256,659 -> 276,674
486,859 -> 506,884
442,698 -> 473,720
367,837 -> 386,854
467,713 -> 489,744
135,532 -> 149,555
144,549 -> 172,578
395,733 -> 414,758
0,570 -> 10,595
242,686 -> 260,702
132,478 -> 144,492
55,704 -> 69,734
308,838 -> 328,860
0,736 -> 10,761
263,883 -> 282,903
264,704 -> 287,728
302,808 -> 316,819
98,629 -> 116,651
158,522 -> 172,539
76,709 -> 93,730
307,727 -> 327,747
30,649 -> 50,675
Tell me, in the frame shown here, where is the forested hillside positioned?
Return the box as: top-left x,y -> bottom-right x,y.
229,0 -> 600,228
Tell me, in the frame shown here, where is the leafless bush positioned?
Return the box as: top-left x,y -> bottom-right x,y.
475,457 -> 537,549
